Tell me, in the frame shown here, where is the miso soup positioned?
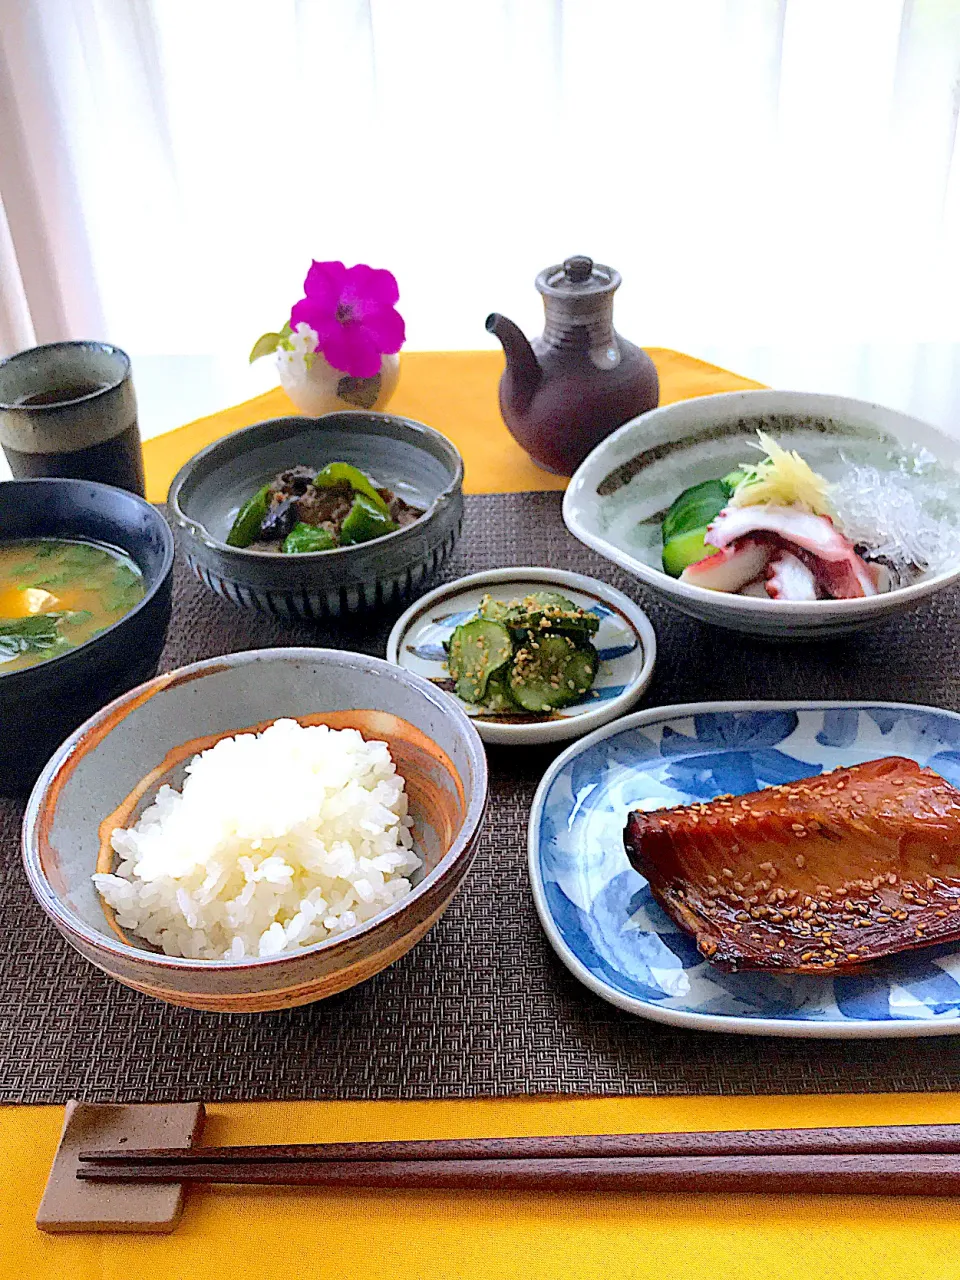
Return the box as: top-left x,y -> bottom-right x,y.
0,538 -> 146,673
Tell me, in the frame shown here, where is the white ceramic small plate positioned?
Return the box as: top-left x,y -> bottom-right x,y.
386,568 -> 656,745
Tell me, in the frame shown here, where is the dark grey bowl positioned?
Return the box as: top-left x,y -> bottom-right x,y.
0,478 -> 174,791
168,412 -> 464,620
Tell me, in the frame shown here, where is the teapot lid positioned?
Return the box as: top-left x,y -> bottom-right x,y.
536,255 -> 620,298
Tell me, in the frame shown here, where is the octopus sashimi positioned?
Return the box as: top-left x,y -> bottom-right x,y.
702,505 -> 880,599
623,757 -> 960,973
765,550 -> 818,600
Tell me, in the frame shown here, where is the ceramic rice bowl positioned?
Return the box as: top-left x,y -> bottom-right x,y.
22,649 -> 488,1012
168,412 -> 464,620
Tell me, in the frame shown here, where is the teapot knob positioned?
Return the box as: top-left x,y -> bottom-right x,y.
563,255 -> 594,284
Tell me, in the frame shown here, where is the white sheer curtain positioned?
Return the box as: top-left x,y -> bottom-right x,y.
1,0 -> 959,429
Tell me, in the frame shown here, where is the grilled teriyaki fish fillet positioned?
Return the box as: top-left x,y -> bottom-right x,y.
623,757 -> 960,973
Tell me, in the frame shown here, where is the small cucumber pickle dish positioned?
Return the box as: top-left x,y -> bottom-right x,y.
387,567 -> 657,746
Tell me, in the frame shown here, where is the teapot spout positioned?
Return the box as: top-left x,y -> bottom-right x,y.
486,312 -> 541,413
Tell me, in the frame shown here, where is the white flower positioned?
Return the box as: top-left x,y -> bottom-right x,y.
277,322 -> 319,378
290,322 -> 318,354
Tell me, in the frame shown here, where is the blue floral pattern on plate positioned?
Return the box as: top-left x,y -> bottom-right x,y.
528,701 -> 960,1037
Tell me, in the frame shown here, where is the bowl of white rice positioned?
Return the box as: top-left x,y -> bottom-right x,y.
22,648 -> 488,1012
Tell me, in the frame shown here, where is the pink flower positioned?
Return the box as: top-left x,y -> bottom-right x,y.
289,261 -> 405,379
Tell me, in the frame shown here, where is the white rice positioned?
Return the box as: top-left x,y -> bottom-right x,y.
92,718 -> 420,961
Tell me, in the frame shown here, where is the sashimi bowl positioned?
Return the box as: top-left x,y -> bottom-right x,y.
563,390 -> 960,640
22,648 -> 488,1012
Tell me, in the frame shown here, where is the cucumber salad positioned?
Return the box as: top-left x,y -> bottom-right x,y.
445,591 -> 600,713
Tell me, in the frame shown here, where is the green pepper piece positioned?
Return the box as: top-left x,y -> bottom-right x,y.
314,462 -> 390,515
226,483 -> 271,548
282,522 -> 337,554
339,494 -> 400,546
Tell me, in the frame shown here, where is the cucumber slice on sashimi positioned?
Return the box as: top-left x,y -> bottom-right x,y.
662,527 -> 716,577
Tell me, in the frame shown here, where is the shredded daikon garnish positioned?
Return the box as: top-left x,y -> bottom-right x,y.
830,450 -> 960,581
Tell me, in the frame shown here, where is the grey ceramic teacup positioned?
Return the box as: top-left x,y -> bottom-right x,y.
0,340 -> 144,495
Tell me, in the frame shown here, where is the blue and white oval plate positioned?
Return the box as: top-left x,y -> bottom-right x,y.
529,700 -> 960,1038
387,567 -> 656,745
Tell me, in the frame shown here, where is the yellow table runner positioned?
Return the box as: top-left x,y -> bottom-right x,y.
9,348 -> 955,1278
5,1096 -> 960,1279
143,348 -> 764,501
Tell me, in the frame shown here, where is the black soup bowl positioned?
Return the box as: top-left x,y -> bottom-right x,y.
0,479 -> 174,791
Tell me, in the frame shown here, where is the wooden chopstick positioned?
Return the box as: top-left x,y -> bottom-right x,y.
79,1123 -> 960,1167
76,1152 -> 960,1195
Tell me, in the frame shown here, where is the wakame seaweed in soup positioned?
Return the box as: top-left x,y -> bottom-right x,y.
0,538 -> 146,672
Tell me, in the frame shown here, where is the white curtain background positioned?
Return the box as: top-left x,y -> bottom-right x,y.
1,0 -> 960,438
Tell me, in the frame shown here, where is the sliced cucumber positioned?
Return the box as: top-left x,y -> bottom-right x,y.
522,592 -> 599,638
508,633 -> 598,712
517,590 -> 575,614
662,527 -> 716,577
447,619 -> 513,705
481,668 -> 522,713
482,590 -> 599,639
661,478 -> 732,546
532,607 -> 599,639
477,594 -> 511,624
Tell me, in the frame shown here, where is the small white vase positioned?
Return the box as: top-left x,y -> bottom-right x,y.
278,351 -> 400,417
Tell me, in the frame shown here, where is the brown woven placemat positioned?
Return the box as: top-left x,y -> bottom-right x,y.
4,491 -> 960,1104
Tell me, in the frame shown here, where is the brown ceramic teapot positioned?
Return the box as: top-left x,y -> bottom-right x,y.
486,256 -> 659,475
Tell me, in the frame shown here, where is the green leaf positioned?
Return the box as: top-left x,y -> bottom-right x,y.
62,543 -> 107,566
275,321 -> 296,354
0,614 -> 65,659
249,332 -> 283,363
